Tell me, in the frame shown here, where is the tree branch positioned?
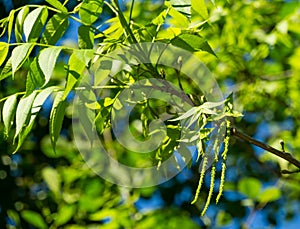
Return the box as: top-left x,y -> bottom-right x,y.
230,127 -> 300,170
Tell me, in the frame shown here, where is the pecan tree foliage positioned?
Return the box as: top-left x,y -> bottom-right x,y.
0,0 -> 300,228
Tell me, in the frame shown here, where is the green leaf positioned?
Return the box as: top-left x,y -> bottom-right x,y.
0,42 -> 9,67
11,43 -> 34,77
63,49 -> 94,100
257,187 -> 281,203
38,47 -> 62,85
45,0 -> 68,13
238,177 -> 262,199
41,13 -> 69,45
7,10 -> 15,42
15,6 -> 30,42
14,92 -> 38,140
191,0 -> 208,20
55,205 -> 76,226
0,58 -> 12,81
26,57 -> 45,95
170,0 -> 191,16
13,87 -> 56,153
79,0 -> 104,25
24,7 -> 48,42
50,91 -> 67,151
167,4 -> 190,28
21,210 -> 47,229
171,33 -> 216,55
78,25 -> 94,49
42,167 -> 61,196
2,94 -> 18,137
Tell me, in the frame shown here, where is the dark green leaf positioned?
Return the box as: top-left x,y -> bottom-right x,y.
41,13 -> 69,45
26,57 -> 45,95
78,25 -> 94,49
24,7 -> 48,42
79,0 -> 104,25
7,10 -> 15,42
0,58 -> 12,81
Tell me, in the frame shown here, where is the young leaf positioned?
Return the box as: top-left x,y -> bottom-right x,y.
49,91 -> 67,151
0,42 -> 9,67
38,47 -> 62,85
15,6 -> 30,42
171,33 -> 216,56
11,43 -> 34,77
2,94 -> 18,137
14,92 -> 38,140
79,0 -> 104,25
78,25 -> 94,49
21,210 -> 47,229
41,13 -> 69,45
45,0 -> 68,13
24,7 -> 48,42
26,57 -> 45,95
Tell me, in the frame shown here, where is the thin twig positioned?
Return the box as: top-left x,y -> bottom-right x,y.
230,127 -> 300,170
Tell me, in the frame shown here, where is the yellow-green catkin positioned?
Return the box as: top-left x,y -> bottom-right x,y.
216,120 -> 231,203
201,165 -> 216,216
191,156 -> 208,204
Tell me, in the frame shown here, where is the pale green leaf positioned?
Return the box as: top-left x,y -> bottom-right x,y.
238,177 -> 262,199
45,0 -> 68,13
2,94 -> 18,137
78,25 -> 94,49
14,92 -> 38,140
15,6 -> 30,42
168,5 -> 190,28
41,13 -> 69,45
79,0 -> 104,25
24,7 -> 48,42
21,210 -> 47,229
50,91 -> 67,151
38,47 -> 62,85
0,42 -> 9,67
42,167 -> 61,195
11,43 -> 34,77
257,187 -> 281,203
170,0 -> 191,16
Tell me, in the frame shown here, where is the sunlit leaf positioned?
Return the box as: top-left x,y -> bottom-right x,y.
78,25 -> 94,49
79,0 -> 104,25
45,0 -> 68,13
14,92 -> 38,140
7,10 -> 15,42
0,42 -> 9,67
15,6 -> 30,42
21,210 -> 47,229
50,91 -> 67,151
11,43 -> 34,77
191,0 -> 208,20
38,47 -> 62,85
55,205 -> 76,226
41,13 -> 69,45
42,166 -> 61,196
2,94 -> 18,137
24,7 -> 48,42
26,57 -> 45,95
